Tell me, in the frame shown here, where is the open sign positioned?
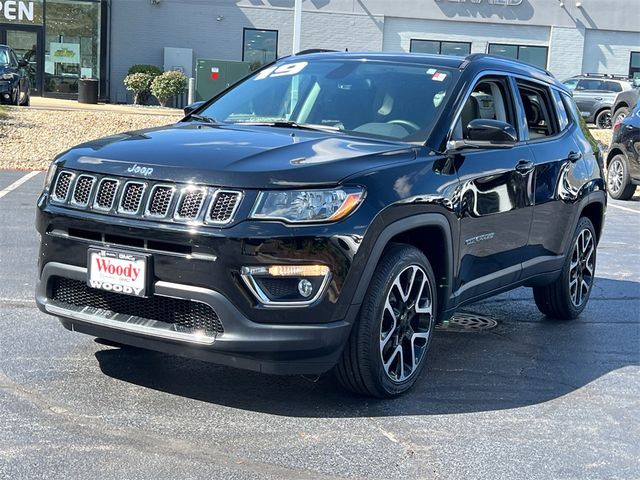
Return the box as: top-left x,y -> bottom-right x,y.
0,0 -> 36,22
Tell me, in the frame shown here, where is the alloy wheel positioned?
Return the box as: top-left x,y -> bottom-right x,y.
569,228 -> 595,307
607,159 -> 624,194
379,265 -> 434,383
597,112 -> 611,129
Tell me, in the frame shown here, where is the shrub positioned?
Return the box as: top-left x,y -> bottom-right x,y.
123,72 -> 155,105
151,71 -> 188,107
127,64 -> 163,77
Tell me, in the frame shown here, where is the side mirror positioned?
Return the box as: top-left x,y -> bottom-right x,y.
183,101 -> 205,116
18,58 -> 28,68
467,119 -> 518,143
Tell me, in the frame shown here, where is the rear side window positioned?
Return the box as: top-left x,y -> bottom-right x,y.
516,80 -> 558,139
604,81 -> 623,93
552,89 -> 570,131
577,79 -> 604,91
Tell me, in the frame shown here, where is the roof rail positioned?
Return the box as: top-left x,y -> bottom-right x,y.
295,49 -> 338,56
583,72 -> 630,80
461,53 -> 554,78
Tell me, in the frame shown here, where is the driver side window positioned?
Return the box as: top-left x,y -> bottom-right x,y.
453,78 -> 514,140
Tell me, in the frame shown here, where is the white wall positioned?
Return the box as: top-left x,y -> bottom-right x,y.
582,29 -> 640,75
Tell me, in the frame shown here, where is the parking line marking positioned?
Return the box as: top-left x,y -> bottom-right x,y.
0,171 -> 41,200
608,203 -> 640,214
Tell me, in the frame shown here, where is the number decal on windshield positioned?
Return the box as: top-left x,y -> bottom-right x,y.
254,62 -> 308,80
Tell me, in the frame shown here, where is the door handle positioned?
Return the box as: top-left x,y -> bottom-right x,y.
594,97 -> 603,101
568,151 -> 582,162
515,160 -> 534,173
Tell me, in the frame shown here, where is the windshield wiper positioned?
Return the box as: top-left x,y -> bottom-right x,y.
188,114 -> 218,124
235,121 -> 341,133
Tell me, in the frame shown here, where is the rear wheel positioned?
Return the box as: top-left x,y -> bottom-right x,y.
335,244 -> 437,398
19,89 -> 30,106
612,106 -> 629,127
595,109 -> 611,129
533,217 -> 596,320
607,154 -> 636,200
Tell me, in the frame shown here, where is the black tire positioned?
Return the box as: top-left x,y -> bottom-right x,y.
335,244 -> 437,398
19,89 -> 30,107
533,217 -> 597,320
612,106 -> 630,127
607,154 -> 636,200
12,86 -> 20,106
595,109 -> 611,129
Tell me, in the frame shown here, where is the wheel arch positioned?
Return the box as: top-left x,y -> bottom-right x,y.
579,198 -> 605,243
605,147 -> 625,168
349,213 -> 455,319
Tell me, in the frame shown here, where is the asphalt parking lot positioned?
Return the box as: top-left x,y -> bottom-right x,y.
1,170 -> 638,480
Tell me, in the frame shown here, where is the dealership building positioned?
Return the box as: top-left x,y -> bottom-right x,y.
0,0 -> 638,102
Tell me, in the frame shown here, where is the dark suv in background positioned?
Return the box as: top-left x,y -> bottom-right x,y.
606,101 -> 640,200
36,52 -> 606,397
0,44 -> 30,106
563,74 -> 634,129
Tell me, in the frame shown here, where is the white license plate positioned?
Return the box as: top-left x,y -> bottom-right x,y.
87,248 -> 148,297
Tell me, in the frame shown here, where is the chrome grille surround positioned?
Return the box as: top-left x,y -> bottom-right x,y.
145,184 -> 175,218
93,178 -> 120,211
70,175 -> 96,207
118,181 -> 147,215
52,171 -> 75,202
50,169 -> 242,225
206,190 -> 243,225
174,186 -> 207,221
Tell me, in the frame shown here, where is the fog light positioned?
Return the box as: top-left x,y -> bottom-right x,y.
298,279 -> 313,298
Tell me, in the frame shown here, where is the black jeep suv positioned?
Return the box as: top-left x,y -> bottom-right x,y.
36,52 -> 606,397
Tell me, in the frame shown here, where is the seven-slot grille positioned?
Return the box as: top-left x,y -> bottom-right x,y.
49,170 -> 242,225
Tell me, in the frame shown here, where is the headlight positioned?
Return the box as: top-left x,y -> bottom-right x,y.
43,162 -> 58,191
250,187 -> 364,223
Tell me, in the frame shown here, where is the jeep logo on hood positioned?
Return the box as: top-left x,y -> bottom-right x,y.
127,164 -> 154,176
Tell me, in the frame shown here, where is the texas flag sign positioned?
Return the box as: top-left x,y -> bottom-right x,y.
211,67 -> 219,80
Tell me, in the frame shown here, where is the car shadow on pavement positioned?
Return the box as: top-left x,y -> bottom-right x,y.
95,277 -> 639,417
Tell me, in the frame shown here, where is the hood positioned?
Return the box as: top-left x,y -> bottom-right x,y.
56,123 -> 417,189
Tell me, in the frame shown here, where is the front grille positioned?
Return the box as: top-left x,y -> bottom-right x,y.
51,170 -> 242,226
72,175 -> 95,206
208,191 -> 241,224
119,182 -> 145,214
147,185 -> 174,217
53,171 -> 74,201
51,277 -> 224,335
175,188 -> 206,220
94,179 -> 119,210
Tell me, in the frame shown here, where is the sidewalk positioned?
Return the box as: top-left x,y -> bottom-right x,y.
29,96 -> 183,117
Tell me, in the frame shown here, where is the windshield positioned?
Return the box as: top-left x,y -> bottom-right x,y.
198,59 -> 458,142
0,48 -> 9,65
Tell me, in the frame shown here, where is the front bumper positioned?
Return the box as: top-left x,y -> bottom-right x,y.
36,262 -> 353,374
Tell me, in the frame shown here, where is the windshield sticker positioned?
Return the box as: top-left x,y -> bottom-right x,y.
426,68 -> 437,75
432,71 -> 447,82
254,61 -> 308,80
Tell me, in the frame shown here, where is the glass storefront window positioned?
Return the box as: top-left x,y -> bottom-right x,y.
488,43 -> 548,69
243,28 -> 277,70
410,39 -> 470,57
44,0 -> 101,95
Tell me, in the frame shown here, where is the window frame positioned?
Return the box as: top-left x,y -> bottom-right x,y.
446,73 -> 521,145
410,39 -> 471,57
487,43 -> 549,69
242,27 -> 279,65
513,79 -> 562,142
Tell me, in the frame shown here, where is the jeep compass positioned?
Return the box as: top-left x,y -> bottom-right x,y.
36,52 -> 606,397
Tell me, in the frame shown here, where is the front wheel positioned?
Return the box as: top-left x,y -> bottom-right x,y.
612,107 -> 629,127
335,244 -> 437,398
533,217 -> 597,319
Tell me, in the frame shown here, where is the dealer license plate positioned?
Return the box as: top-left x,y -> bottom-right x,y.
87,248 -> 148,297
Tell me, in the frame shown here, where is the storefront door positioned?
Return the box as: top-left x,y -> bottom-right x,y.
0,25 -> 43,95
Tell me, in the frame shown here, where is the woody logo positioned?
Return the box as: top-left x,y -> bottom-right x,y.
87,248 -> 147,297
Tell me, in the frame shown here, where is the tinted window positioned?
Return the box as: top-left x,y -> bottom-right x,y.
604,81 -> 623,93
201,59 -> 459,142
552,89 -> 570,131
410,39 -> 470,57
516,81 -> 557,139
0,48 -> 10,65
577,79 -> 604,91
488,44 -> 548,69
243,29 -> 278,69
